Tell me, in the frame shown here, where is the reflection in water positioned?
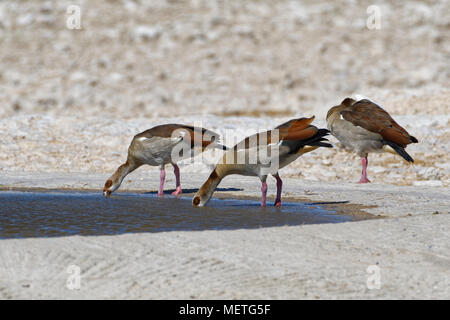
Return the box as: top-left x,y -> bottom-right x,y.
0,191 -> 352,239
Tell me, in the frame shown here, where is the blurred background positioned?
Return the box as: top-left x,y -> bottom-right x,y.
0,0 -> 448,185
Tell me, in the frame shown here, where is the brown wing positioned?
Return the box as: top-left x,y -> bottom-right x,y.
234,131 -> 274,150
172,125 -> 220,148
232,117 -> 318,151
137,124 -> 220,148
275,116 -> 318,141
341,100 -> 416,147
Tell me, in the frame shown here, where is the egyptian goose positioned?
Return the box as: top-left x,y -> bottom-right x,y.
326,98 -> 418,183
103,124 -> 227,197
192,116 -> 332,207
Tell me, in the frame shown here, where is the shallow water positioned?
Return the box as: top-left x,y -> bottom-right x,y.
0,191 -> 352,239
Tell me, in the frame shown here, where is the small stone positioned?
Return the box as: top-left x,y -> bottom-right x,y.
40,1 -> 53,14
17,14 -> 34,26
133,25 -> 162,41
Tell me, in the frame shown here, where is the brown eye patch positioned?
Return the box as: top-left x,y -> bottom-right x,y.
193,196 -> 200,206
104,180 -> 113,189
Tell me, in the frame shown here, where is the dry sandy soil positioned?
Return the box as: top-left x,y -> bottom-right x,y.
0,0 -> 449,299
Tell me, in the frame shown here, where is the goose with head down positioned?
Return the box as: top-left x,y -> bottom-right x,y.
192,116 -> 332,207
103,124 -> 227,197
326,98 -> 418,183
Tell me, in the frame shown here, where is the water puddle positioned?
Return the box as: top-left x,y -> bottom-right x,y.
0,191 -> 355,239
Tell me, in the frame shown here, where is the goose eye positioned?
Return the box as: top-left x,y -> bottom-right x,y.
193,196 -> 201,206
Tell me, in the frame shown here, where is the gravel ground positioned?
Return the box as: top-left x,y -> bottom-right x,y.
1,0 -> 449,118
0,0 -> 449,300
0,114 -> 448,186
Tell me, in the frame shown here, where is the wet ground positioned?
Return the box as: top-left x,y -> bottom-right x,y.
0,190 -> 355,239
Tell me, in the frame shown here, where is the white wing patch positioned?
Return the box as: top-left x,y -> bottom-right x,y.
354,94 -> 370,101
353,94 -> 384,108
171,129 -> 187,144
171,136 -> 183,144
267,140 -> 282,148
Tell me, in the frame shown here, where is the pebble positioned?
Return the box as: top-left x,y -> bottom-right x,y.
133,25 -> 163,41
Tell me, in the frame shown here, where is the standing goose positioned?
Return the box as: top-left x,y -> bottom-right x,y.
103,124 -> 227,197
192,116 -> 332,207
326,97 -> 418,183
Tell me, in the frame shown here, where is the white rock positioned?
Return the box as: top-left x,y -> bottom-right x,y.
289,2 -> 309,24
70,72 -> 87,82
109,73 -> 124,82
17,14 -> 34,26
370,166 -> 386,174
123,0 -> 137,12
133,25 -> 162,41
413,180 -> 443,187
40,1 -> 53,14
232,25 -> 254,37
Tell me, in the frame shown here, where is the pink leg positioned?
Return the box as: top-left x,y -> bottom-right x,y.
261,181 -> 268,207
171,164 -> 182,196
358,156 -> 371,184
274,174 -> 282,207
158,167 -> 166,197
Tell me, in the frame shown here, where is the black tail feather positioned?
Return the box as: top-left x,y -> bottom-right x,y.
385,141 -> 414,163
284,128 -> 332,154
303,129 -> 333,148
308,140 -> 333,148
410,136 -> 418,143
